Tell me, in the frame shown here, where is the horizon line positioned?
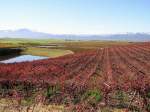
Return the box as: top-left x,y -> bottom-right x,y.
0,28 -> 150,35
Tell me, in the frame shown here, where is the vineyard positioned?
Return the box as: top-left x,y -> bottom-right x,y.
0,42 -> 150,111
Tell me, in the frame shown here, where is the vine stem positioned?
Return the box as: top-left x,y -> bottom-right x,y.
127,91 -> 137,110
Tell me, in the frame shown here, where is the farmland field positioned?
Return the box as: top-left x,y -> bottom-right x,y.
1,0 -> 149,111
0,40 -> 150,111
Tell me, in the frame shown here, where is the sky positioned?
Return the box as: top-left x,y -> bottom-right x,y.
0,0 -> 149,34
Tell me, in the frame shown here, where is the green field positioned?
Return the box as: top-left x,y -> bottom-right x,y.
0,38 -> 64,48
0,38 -> 131,58
0,38 -> 70,58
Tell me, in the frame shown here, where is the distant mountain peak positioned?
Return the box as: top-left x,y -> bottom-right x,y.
16,28 -> 32,32
0,29 -> 150,42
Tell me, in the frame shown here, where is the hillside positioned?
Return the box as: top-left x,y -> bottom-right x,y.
0,29 -> 150,41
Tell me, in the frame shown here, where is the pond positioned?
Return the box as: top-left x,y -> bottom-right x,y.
0,55 -> 48,64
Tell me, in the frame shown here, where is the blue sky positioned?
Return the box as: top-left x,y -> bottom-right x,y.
0,0 -> 149,34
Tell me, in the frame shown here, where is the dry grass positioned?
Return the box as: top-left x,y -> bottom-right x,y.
0,99 -> 65,112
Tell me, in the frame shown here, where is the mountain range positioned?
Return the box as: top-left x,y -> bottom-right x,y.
0,29 -> 150,42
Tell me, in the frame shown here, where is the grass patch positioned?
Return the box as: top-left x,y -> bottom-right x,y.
82,90 -> 102,106
146,91 -> 150,98
22,47 -> 73,57
46,85 -> 61,98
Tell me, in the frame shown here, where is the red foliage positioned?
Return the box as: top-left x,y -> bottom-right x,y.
1,42 -> 150,111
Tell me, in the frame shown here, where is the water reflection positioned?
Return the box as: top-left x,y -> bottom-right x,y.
0,55 -> 48,63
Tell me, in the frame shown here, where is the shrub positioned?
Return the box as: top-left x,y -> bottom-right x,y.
46,85 -> 60,98
146,92 -> 150,98
82,90 -> 102,106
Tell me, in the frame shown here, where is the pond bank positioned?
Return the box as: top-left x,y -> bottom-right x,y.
22,47 -> 74,58
0,47 -> 74,63
0,48 -> 23,61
